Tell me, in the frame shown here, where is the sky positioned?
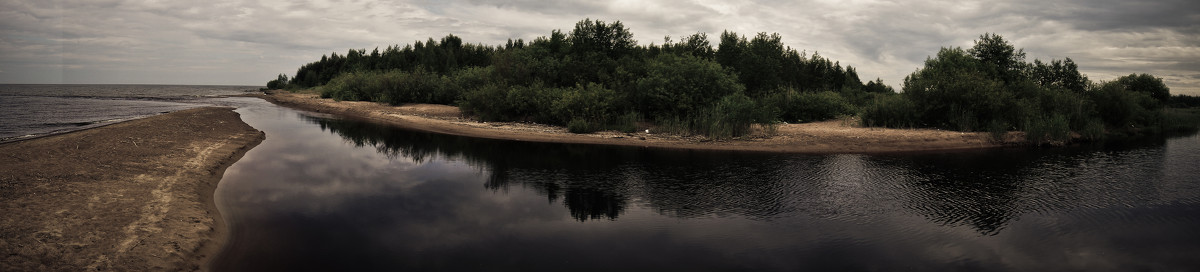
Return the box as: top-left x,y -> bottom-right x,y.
1,0 -> 1197,95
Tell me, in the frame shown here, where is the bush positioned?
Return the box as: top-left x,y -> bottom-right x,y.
320,69 -> 465,105
322,71 -> 373,101
567,118 -> 600,133
987,120 -> 1009,142
633,54 -> 744,117
460,84 -> 512,121
764,89 -> 855,123
1090,82 -> 1159,130
861,95 -> 919,128
1025,114 -> 1071,145
657,94 -> 770,139
552,83 -> 620,125
1160,108 -> 1200,134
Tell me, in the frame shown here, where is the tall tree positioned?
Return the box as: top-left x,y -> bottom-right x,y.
967,33 -> 1026,83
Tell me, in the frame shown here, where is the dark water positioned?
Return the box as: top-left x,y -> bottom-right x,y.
212,98 -> 1200,271
0,84 -> 258,142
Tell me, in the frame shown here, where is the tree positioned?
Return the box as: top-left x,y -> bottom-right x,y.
715,31 -> 746,72
1113,73 -> 1170,106
675,32 -> 714,59
1029,58 -> 1088,93
902,47 -> 1010,131
266,73 -> 289,89
634,54 -> 745,117
568,19 -> 636,60
864,78 -> 895,93
967,33 -> 1026,83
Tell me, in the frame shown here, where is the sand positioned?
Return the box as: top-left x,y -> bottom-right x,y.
257,91 -> 1025,153
0,107 -> 264,271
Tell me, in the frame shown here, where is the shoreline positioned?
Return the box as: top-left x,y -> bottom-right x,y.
0,107 -> 264,271
257,91 -> 1026,154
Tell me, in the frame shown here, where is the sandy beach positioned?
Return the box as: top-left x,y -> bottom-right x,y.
0,107 -> 263,271
258,91 -> 1024,153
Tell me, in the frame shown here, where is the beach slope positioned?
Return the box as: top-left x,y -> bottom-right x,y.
1,107 -> 263,271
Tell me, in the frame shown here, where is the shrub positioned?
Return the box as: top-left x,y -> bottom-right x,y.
321,69 -> 465,105
633,54 -> 744,117
764,89 -> 855,123
1025,114 -> 1070,145
567,118 -> 600,133
987,120 -> 1009,142
657,94 -> 769,139
552,83 -> 619,125
459,84 -> 515,121
861,95 -> 919,128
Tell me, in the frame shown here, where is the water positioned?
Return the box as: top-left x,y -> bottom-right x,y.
212,97 -> 1200,271
0,84 -> 259,142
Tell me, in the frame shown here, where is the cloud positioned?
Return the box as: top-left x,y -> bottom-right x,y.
0,0 -> 1196,94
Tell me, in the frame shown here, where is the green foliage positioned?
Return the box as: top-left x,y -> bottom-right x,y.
552,83 -> 621,126
1029,58 -> 1088,93
764,90 -> 854,123
863,78 -> 895,93
266,74 -> 289,89
716,31 -> 865,96
861,94 -> 919,128
1025,114 -> 1071,145
1113,73 -> 1171,106
568,19 -> 637,60
657,94 -> 772,139
272,18 -> 910,138
321,69 -> 465,105
459,83 -> 560,123
1089,81 -> 1160,130
1160,108 -> 1200,134
902,47 -> 1012,131
567,118 -> 600,133
633,54 -> 744,117
291,34 -> 496,88
967,33 -> 1026,83
1170,94 -> 1200,108
858,33 -> 1178,144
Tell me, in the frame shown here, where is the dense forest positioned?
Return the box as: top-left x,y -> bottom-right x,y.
268,18 -> 1197,141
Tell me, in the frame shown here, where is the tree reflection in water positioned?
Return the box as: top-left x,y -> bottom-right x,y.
302,113 -> 1170,233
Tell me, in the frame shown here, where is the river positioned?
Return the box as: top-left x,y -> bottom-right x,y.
210,97 -> 1200,271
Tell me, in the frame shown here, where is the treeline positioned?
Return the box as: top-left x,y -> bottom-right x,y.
270,19 -> 891,138
859,33 -> 1195,144
269,19 -> 1197,141
267,34 -> 496,89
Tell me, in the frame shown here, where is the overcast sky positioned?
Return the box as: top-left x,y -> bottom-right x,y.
2,0 -> 1197,94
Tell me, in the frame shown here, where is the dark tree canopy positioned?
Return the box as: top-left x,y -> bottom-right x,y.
1114,73 -> 1171,105
568,19 -> 636,60
968,33 -> 1026,83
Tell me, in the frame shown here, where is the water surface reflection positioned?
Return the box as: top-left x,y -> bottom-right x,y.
213,98 -> 1200,271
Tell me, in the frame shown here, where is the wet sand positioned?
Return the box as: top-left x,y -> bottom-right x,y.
0,107 -> 263,271
258,91 -> 1025,153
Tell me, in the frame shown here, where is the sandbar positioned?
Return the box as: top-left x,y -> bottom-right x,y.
0,107 -> 263,271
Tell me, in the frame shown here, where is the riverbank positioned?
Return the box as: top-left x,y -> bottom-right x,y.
0,107 -> 264,271
258,91 -> 1025,153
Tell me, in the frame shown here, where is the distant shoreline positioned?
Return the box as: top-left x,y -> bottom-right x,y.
0,107 -> 263,271
257,90 -> 1025,153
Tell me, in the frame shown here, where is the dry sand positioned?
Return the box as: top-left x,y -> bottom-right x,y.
258,91 -> 1025,153
1,107 -> 263,271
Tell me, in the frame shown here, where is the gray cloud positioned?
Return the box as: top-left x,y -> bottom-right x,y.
0,0 -> 1196,94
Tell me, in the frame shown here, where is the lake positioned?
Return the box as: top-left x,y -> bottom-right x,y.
211,97 -> 1200,271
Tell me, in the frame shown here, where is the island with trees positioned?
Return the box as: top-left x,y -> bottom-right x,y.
266,18 -> 1199,149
